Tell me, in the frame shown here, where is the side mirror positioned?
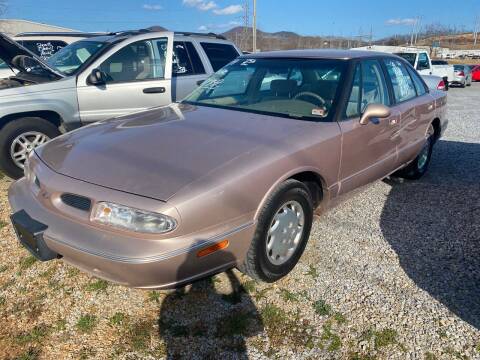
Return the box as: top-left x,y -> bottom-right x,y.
359,104 -> 391,125
87,68 -> 106,86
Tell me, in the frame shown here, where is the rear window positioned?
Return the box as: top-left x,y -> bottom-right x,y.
393,52 -> 416,67
454,65 -> 464,71
18,40 -> 68,60
200,42 -> 240,72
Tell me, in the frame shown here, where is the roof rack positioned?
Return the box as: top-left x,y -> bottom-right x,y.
15,31 -> 107,38
174,32 -> 226,40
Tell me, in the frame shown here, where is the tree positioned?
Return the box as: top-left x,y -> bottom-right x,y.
0,1 -> 7,17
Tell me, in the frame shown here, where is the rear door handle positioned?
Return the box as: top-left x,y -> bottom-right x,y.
143,87 -> 166,94
389,118 -> 399,126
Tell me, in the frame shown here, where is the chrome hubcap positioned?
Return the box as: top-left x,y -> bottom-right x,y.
10,132 -> 50,169
266,200 -> 305,266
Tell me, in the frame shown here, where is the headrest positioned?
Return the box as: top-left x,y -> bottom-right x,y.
270,79 -> 298,95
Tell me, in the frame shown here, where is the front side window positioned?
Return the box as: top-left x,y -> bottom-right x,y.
384,58 -> 417,103
172,42 -> 205,76
47,40 -> 107,75
344,60 -> 389,118
184,58 -> 346,121
19,40 -> 67,60
99,39 -> 167,83
416,53 -> 430,71
200,42 -> 239,71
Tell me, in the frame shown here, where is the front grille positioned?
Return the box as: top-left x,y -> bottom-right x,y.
60,193 -> 92,212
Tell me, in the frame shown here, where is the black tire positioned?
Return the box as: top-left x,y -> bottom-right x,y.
0,117 -> 60,179
238,179 -> 314,282
395,125 -> 435,180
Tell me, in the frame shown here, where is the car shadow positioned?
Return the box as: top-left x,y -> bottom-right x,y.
158,250 -> 264,359
380,140 -> 480,329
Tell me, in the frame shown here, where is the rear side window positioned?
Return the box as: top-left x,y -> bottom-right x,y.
407,67 -> 428,96
384,58 -> 417,103
200,42 -> 239,72
172,42 -> 206,76
18,40 -> 67,60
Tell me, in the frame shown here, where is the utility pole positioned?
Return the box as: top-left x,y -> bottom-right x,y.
474,15 -> 479,47
252,0 -> 257,52
241,1 -> 250,51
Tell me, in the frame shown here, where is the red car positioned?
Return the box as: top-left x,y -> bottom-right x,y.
471,65 -> 480,81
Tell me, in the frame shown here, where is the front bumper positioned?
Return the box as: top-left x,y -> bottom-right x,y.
8,165 -> 255,289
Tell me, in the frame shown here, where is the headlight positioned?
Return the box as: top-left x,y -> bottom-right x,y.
91,202 -> 177,234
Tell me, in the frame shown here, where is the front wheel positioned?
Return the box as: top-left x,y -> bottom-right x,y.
238,179 -> 314,282
0,117 -> 60,179
394,124 -> 434,180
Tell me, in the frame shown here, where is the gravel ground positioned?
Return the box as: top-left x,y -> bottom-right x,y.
0,85 -> 479,360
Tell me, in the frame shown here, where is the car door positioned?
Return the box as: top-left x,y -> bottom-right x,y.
338,59 -> 401,195
76,33 -> 174,123
171,41 -> 209,101
394,62 -> 436,165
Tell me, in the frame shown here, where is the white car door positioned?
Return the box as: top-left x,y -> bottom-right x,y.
76,32 -> 174,123
415,52 -> 432,76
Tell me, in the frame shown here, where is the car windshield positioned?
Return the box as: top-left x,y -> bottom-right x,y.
393,53 -> 416,66
47,40 -> 108,75
184,58 -> 346,121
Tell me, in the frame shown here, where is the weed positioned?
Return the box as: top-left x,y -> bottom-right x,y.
78,347 -> 96,360
16,348 -> 41,360
279,288 -> 298,302
0,295 -> 5,306
425,352 -> 437,360
0,264 -> 8,273
0,220 -> 7,229
476,342 -> 480,352
313,299 -> 331,316
67,267 -> 80,277
305,264 -> 319,278
347,352 -> 376,360
85,279 -> 108,292
320,322 -> 342,352
19,255 -> 37,271
374,328 -> 397,349
40,266 -> 56,279
55,319 -> 67,331
127,321 -> 152,351
76,314 -> 97,333
262,304 -> 288,325
148,291 -> 161,303
242,279 -> 256,293
16,324 -> 50,344
334,312 -> 347,324
110,312 -> 126,326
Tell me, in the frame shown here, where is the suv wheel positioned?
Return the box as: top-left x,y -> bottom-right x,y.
238,179 -> 314,282
0,117 -> 60,179
395,124 -> 435,180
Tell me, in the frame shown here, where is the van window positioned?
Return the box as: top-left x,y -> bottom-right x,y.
200,43 -> 239,71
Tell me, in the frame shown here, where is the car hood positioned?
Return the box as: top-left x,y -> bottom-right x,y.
0,33 -> 63,80
36,104 -> 303,201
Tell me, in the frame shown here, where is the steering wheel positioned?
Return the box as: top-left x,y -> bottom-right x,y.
293,91 -> 326,106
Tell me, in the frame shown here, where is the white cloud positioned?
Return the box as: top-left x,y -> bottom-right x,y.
198,21 -> 241,31
143,4 -> 163,11
183,0 -> 217,11
385,18 -> 417,26
213,4 -> 242,15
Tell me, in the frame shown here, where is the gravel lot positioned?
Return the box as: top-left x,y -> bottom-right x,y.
0,85 -> 479,360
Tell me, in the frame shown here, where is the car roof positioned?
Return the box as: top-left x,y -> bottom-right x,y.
15,32 -> 107,38
241,49 -> 397,60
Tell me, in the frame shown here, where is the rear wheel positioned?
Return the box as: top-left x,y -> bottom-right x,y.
0,117 -> 60,179
395,124 -> 435,180
238,179 -> 314,282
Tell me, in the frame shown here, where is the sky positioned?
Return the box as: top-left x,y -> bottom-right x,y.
4,0 -> 480,39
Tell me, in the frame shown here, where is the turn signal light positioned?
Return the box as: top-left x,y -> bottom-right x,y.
197,240 -> 229,257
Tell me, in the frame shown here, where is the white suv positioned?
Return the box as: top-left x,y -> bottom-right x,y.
0,30 -> 242,178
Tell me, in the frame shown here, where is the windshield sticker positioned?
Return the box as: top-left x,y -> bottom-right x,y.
240,59 -> 256,66
202,78 -> 224,90
312,108 -> 326,117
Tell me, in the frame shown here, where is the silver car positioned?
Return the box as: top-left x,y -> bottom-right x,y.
452,64 -> 472,87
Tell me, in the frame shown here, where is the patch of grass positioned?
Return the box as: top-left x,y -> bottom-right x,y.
19,255 -> 37,271
55,319 -> 67,331
262,304 -> 289,325
347,352 -> 376,360
334,312 -> 347,324
109,312 -> 126,326
0,264 -> 8,273
320,322 -> 342,352
16,324 -> 51,345
78,347 -> 96,360
127,321 -> 152,351
476,342 -> 480,352
374,328 -> 397,349
85,279 -> 108,292
254,287 -> 272,301
16,348 -> 41,360
305,264 -> 319,278
242,280 -> 256,293
148,291 -> 161,303
67,267 -> 80,277
217,311 -> 250,336
425,352 -> 438,360
0,220 -> 7,229
40,266 -> 56,279
313,299 -> 332,316
437,329 -> 448,338
279,288 -> 299,302
444,347 -> 469,360
76,314 -> 97,333
0,295 -> 5,306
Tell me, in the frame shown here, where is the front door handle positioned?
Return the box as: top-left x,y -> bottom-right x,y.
143,87 -> 166,94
